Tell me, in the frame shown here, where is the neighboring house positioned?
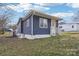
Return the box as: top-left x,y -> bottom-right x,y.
58,23 -> 79,33
16,10 -> 60,39
5,28 -> 13,32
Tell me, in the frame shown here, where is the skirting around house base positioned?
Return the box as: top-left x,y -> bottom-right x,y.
16,33 -> 52,39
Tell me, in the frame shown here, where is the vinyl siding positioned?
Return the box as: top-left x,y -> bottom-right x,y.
16,21 -> 21,33
33,15 -> 51,35
58,23 -> 79,32
23,16 -> 31,34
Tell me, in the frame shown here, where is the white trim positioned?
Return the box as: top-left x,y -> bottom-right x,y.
31,14 -> 33,35
16,33 -> 24,38
32,35 -> 50,39
16,33 -> 51,39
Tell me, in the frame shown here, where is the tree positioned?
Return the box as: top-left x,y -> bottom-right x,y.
0,6 -> 14,34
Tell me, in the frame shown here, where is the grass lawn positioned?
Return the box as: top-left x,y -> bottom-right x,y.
0,32 -> 79,56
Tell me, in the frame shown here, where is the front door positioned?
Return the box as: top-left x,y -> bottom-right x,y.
50,20 -> 56,36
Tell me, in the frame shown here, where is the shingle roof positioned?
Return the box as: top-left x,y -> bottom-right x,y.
17,10 -> 60,25
23,10 -> 60,20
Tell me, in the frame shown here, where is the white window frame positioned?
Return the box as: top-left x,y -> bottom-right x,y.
39,18 -> 48,28
26,19 -> 29,27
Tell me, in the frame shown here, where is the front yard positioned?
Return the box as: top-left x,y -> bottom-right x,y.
0,32 -> 79,55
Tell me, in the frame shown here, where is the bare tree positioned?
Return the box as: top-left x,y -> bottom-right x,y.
0,6 -> 14,34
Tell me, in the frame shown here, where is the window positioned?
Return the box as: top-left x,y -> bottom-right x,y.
72,25 -> 74,28
39,18 -> 48,28
56,20 -> 58,27
59,26 -> 62,28
26,19 -> 29,27
61,29 -> 64,32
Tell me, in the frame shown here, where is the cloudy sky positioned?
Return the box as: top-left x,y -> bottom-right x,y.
0,3 -> 79,25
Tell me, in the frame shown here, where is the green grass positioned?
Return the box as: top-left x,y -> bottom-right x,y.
0,32 -> 79,55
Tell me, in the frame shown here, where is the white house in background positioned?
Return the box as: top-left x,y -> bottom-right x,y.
58,23 -> 79,33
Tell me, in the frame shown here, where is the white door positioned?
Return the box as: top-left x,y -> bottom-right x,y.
50,20 -> 56,36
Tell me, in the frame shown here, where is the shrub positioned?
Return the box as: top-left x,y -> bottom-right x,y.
0,29 -> 5,34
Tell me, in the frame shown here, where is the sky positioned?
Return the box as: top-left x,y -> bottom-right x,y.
0,3 -> 79,25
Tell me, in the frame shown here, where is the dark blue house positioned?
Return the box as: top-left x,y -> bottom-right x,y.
16,10 -> 59,39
